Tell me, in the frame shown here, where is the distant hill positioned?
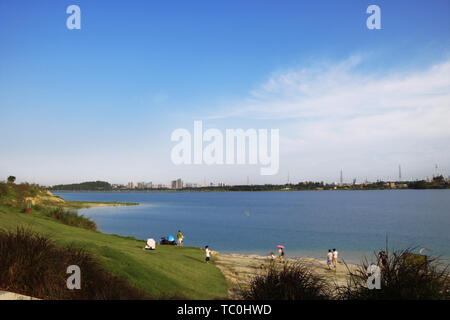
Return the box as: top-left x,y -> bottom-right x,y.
50,181 -> 112,191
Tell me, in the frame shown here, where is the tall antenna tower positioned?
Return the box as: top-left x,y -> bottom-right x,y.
398,165 -> 402,181
287,171 -> 290,184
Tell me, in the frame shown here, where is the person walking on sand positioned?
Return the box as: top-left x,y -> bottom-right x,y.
332,248 -> 338,269
327,249 -> 333,270
278,247 -> 285,261
205,245 -> 211,264
177,230 -> 184,247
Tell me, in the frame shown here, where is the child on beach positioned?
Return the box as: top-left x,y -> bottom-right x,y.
205,245 -> 211,264
327,249 -> 333,270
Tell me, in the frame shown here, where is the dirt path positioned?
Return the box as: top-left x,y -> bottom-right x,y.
0,290 -> 39,300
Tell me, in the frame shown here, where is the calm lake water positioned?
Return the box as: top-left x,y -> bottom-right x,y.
55,190 -> 450,264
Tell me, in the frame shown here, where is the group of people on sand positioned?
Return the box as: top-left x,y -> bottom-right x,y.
268,247 -> 339,269
269,247 -> 286,262
174,233 -> 340,269
327,248 -> 339,270
156,230 -> 343,268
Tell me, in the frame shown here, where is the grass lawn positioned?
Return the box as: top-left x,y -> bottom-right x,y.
0,205 -> 228,299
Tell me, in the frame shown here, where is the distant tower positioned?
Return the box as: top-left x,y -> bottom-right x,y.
435,164 -> 439,177
340,170 -> 343,185
398,165 -> 402,181
287,171 -> 290,184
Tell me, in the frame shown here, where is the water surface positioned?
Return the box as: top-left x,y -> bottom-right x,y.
55,190 -> 450,264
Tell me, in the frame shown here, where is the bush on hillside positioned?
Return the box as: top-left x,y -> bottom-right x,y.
243,262 -> 331,300
0,182 -> 42,206
0,228 -> 150,299
45,207 -> 97,231
337,248 -> 450,300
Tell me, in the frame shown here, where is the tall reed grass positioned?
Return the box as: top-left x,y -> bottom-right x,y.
0,228 -> 150,299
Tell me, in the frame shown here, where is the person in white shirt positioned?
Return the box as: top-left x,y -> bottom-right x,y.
327,249 -> 333,270
205,245 -> 211,264
332,248 -> 339,269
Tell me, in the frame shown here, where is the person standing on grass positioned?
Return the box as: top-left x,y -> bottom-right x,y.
327,249 -> 333,270
177,230 -> 184,247
332,248 -> 338,269
205,245 -> 211,264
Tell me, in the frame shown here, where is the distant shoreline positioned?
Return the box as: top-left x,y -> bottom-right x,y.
63,200 -> 139,209
49,176 -> 450,193
52,187 -> 450,193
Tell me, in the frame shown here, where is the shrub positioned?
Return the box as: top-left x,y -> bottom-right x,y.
243,262 -> 330,300
0,228 -> 150,299
0,182 -> 43,206
337,248 -> 450,300
46,207 -> 97,231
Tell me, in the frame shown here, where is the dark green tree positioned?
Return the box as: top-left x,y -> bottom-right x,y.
7,176 -> 16,184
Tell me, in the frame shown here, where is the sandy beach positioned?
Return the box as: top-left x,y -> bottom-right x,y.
215,253 -> 358,299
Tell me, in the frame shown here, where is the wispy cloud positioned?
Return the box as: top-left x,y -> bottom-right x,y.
209,56 -> 450,180
215,56 -> 450,121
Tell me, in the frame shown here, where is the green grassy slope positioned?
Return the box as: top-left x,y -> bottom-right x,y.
0,204 -> 228,299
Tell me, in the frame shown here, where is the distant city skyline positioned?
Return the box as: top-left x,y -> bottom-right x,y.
1,1 -> 449,186
39,164 -> 449,188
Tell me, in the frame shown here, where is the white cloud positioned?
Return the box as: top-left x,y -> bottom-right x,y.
210,56 -> 450,180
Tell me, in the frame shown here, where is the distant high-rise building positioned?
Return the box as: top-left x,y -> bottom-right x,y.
137,182 -> 146,189
340,170 -> 343,185
399,165 -> 402,181
127,182 -> 134,189
176,178 -> 183,189
171,180 -> 177,189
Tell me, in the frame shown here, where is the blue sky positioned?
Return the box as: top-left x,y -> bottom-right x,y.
0,0 -> 449,185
